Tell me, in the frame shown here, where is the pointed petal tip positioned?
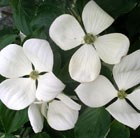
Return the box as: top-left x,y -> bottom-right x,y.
28,104 -> 44,133
106,99 -> 140,129
75,75 -> 117,107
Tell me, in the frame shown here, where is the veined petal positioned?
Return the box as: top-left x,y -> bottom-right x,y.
47,100 -> 79,130
113,50 -> 140,90
49,14 -> 85,50
69,44 -> 101,82
82,0 -> 114,35
0,78 -> 36,110
28,104 -> 44,133
106,99 -> 140,129
127,88 -> 140,110
0,44 -> 32,78
94,33 -> 129,64
57,93 -> 81,110
23,38 -> 54,72
36,72 -> 65,102
75,75 -> 117,107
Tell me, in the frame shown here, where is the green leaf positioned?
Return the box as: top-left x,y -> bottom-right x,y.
0,0 -> 9,6
10,0 -> 37,35
76,0 -> 137,18
75,107 -> 111,138
125,7 -> 140,36
0,34 -> 17,49
0,134 -> 16,138
31,0 -> 67,36
95,0 -> 137,18
129,39 -> 140,53
107,120 -> 130,138
0,102 -> 28,133
30,132 -> 50,138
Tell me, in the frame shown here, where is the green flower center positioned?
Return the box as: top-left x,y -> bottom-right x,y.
84,33 -> 96,44
118,90 -> 127,99
30,70 -> 39,80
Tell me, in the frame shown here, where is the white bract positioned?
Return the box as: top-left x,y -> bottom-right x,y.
49,0 -> 130,83
0,38 -> 65,110
75,50 -> 140,129
28,93 -> 81,133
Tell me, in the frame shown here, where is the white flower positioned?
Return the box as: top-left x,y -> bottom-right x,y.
28,93 -> 81,133
0,38 -> 65,110
75,50 -> 140,129
49,0 -> 130,83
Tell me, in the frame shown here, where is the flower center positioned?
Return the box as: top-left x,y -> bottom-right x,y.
118,90 -> 127,99
84,33 -> 96,44
30,70 -> 39,80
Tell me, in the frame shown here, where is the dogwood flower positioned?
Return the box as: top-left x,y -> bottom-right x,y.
0,38 -> 65,110
28,93 -> 81,133
49,0 -> 129,83
75,50 -> 140,129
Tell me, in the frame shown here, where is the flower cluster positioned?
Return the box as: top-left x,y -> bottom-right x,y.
0,0 -> 140,133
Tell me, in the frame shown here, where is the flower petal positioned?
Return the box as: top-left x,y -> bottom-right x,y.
69,44 -> 101,82
23,38 -> 54,72
41,103 -> 48,118
0,44 -> 32,78
94,33 -> 129,64
28,104 -> 44,133
57,93 -> 81,110
82,0 -> 114,35
0,78 -> 36,110
47,100 -> 79,130
75,75 -> 117,107
127,88 -> 140,110
113,50 -> 140,90
106,99 -> 140,129
36,72 -> 65,102
49,14 -> 85,50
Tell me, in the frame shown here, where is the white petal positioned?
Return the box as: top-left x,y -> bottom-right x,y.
19,31 -> 26,42
94,33 -> 129,64
47,100 -> 79,130
0,44 -> 32,78
82,0 -> 114,35
113,50 -> 140,90
0,78 -> 36,110
106,99 -> 140,129
41,102 -> 48,118
75,75 -> 117,107
127,88 -> 140,110
23,38 -> 53,72
69,44 -> 101,82
49,14 -> 85,50
28,104 -> 44,133
36,72 -> 65,102
57,93 -> 81,110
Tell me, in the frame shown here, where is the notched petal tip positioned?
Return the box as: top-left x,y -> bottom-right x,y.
23,38 -> 54,72
94,33 -> 129,64
49,14 -> 85,50
47,100 -> 79,131
69,44 -> 101,83
82,0 -> 114,35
